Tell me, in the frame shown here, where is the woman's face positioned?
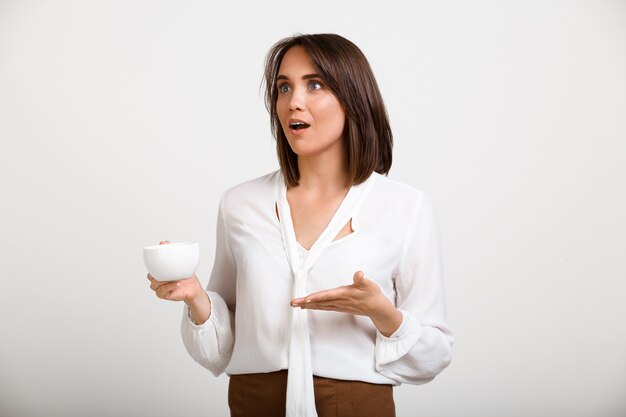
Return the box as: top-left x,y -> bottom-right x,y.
276,46 -> 346,159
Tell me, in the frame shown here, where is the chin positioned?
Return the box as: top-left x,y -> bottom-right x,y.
284,134 -> 344,158
288,145 -> 314,157
292,145 -> 338,159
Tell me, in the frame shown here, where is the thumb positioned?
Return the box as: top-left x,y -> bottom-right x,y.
353,270 -> 366,287
159,240 -> 171,245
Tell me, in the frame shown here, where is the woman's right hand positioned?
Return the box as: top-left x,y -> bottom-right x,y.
147,241 -> 212,324
147,271 -> 204,303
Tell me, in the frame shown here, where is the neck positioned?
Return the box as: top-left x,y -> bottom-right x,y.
295,152 -> 349,193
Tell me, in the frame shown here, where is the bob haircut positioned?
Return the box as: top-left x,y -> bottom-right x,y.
263,33 -> 393,187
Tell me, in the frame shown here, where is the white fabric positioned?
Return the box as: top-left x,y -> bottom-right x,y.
277,171 -> 376,417
181,169 -> 454,414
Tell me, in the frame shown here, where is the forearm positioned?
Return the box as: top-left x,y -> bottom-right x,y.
369,297 -> 403,337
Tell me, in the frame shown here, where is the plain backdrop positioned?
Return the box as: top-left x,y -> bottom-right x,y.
1,1 -> 625,416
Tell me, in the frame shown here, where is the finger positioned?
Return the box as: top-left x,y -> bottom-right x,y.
147,274 -> 158,289
150,279 -> 165,291
303,303 -> 336,311
152,276 -> 177,291
353,270 -> 366,287
291,291 -> 330,305
290,297 -> 307,306
157,287 -> 175,300
305,301 -> 368,316
148,274 -> 166,291
303,302 -> 351,313
155,281 -> 179,299
303,286 -> 352,303
159,240 -> 171,245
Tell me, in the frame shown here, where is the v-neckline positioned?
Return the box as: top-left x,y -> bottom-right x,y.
296,240 -> 310,253
274,170 -> 377,273
279,178 -> 357,255
288,185 -> 353,252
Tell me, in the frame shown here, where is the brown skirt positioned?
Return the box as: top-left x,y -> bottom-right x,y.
228,370 -> 395,417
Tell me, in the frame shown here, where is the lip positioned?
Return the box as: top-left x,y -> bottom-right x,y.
287,117 -> 311,136
288,117 -> 311,125
289,126 -> 309,136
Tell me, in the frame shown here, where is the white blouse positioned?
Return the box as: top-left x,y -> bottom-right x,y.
181,169 -> 453,416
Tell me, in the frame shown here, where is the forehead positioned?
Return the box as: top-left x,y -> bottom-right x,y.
278,46 -> 315,75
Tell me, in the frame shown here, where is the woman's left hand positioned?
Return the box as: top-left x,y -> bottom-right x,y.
290,271 -> 403,337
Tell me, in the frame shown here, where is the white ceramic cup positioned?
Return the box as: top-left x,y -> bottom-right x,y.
143,242 -> 200,281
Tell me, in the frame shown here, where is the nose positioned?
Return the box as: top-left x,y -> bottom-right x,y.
288,87 -> 305,112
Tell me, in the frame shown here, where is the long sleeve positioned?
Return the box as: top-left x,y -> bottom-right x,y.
374,192 -> 454,384
180,193 -> 236,376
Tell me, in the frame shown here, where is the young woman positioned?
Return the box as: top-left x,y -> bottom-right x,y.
148,33 -> 453,417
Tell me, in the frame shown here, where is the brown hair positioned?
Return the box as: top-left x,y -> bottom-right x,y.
263,33 -> 393,187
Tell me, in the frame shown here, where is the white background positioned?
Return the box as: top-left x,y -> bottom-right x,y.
1,1 -> 625,416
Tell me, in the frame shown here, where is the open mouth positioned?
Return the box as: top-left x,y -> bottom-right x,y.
289,122 -> 311,130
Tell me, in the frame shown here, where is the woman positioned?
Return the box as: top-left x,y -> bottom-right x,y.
148,33 -> 453,417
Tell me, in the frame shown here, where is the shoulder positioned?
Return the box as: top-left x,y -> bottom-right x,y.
369,174 -> 440,242
369,172 -> 429,210
220,169 -> 280,209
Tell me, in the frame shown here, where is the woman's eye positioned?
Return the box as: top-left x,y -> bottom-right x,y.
278,83 -> 290,93
308,80 -> 322,90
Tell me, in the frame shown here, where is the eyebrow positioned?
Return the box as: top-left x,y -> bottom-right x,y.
276,73 -> 322,81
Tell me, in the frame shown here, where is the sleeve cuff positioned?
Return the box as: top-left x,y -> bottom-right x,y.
379,309 -> 411,340
375,310 -> 422,367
